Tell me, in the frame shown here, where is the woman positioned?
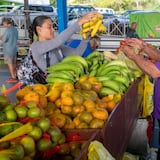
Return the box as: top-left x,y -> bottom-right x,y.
0,17 -> 18,83
120,38 -> 160,159
29,11 -> 98,73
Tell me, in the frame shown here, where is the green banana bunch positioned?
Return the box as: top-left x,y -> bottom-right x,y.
61,54 -> 88,73
46,55 -> 89,84
94,59 -> 135,96
85,51 -> 108,77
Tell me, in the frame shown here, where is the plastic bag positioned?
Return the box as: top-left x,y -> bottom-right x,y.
139,75 -> 154,117
88,140 -> 115,160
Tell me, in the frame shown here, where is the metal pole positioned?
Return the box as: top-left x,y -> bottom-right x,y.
24,0 -> 30,37
56,0 -> 67,33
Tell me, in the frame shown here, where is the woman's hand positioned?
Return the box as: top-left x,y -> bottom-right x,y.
120,45 -> 137,60
77,11 -> 98,26
126,38 -> 144,50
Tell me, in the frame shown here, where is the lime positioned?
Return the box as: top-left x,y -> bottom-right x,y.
27,107 -> 40,118
15,106 -> 28,118
0,125 -> 13,136
5,109 -> 17,122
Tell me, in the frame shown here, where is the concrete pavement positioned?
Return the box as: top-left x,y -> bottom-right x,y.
0,64 -> 18,103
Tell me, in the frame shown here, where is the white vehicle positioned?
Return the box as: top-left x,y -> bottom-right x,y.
95,8 -> 115,15
0,5 -> 57,29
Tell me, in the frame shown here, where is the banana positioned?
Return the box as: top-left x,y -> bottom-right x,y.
113,76 -> 130,88
47,62 -> 81,77
102,80 -> 123,93
91,19 -> 102,37
85,51 -> 102,60
46,77 -> 74,84
61,54 -> 88,73
96,65 -> 122,76
99,87 -> 118,97
89,70 -> 97,77
96,76 -> 113,82
82,21 -> 94,28
98,24 -> 107,33
47,71 -> 76,82
105,60 -> 128,68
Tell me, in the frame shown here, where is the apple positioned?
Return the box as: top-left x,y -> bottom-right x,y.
27,107 -> 40,118
37,118 -> 50,132
15,106 -> 28,118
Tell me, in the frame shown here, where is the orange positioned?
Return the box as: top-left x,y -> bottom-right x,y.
62,82 -> 74,91
72,91 -> 84,105
107,101 -> 116,112
73,116 -> 81,127
23,91 -> 39,103
46,89 -> 61,102
72,105 -> 83,117
33,84 -> 48,96
61,97 -> 74,106
92,108 -> 108,120
96,99 -> 108,109
83,99 -> 96,111
39,95 -> 48,108
87,76 -> 98,84
61,105 -> 72,115
61,90 -> 73,98
55,98 -> 62,108
102,96 -> 111,103
91,82 -> 103,93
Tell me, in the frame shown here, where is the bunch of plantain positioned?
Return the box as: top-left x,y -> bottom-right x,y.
85,51 -> 136,97
46,54 -> 89,84
95,59 -> 136,97
79,13 -> 107,39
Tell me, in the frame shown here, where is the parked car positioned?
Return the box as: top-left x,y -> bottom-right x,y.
0,5 -> 14,12
0,4 -> 57,29
95,8 -> 115,15
67,5 -> 95,21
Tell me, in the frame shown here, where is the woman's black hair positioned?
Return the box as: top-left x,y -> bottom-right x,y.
28,15 -> 51,43
1,17 -> 14,25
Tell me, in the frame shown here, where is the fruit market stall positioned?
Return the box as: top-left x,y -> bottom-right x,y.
0,47 -> 144,160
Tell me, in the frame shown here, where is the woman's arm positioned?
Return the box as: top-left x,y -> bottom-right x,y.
143,43 -> 160,61
120,45 -> 160,78
31,23 -> 81,54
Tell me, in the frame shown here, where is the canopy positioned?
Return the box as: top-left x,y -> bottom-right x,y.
130,13 -> 160,38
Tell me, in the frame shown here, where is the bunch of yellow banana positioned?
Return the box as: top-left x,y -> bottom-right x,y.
80,13 -> 107,39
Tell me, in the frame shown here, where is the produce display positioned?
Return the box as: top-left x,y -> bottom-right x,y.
0,50 -> 143,159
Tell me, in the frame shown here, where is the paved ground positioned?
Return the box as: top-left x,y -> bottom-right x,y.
0,64 -> 18,103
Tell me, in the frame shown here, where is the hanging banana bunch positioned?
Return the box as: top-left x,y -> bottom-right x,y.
79,13 -> 107,39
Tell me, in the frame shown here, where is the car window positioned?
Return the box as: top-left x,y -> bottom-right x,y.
43,6 -> 54,12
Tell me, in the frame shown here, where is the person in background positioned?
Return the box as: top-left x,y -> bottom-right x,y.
64,35 -> 100,57
120,38 -> 160,160
28,11 -> 98,74
126,22 -> 139,38
0,17 -> 18,83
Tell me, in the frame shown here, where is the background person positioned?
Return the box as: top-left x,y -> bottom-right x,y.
28,11 -> 98,73
0,17 -> 18,83
120,38 -> 160,160
126,22 -> 139,38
